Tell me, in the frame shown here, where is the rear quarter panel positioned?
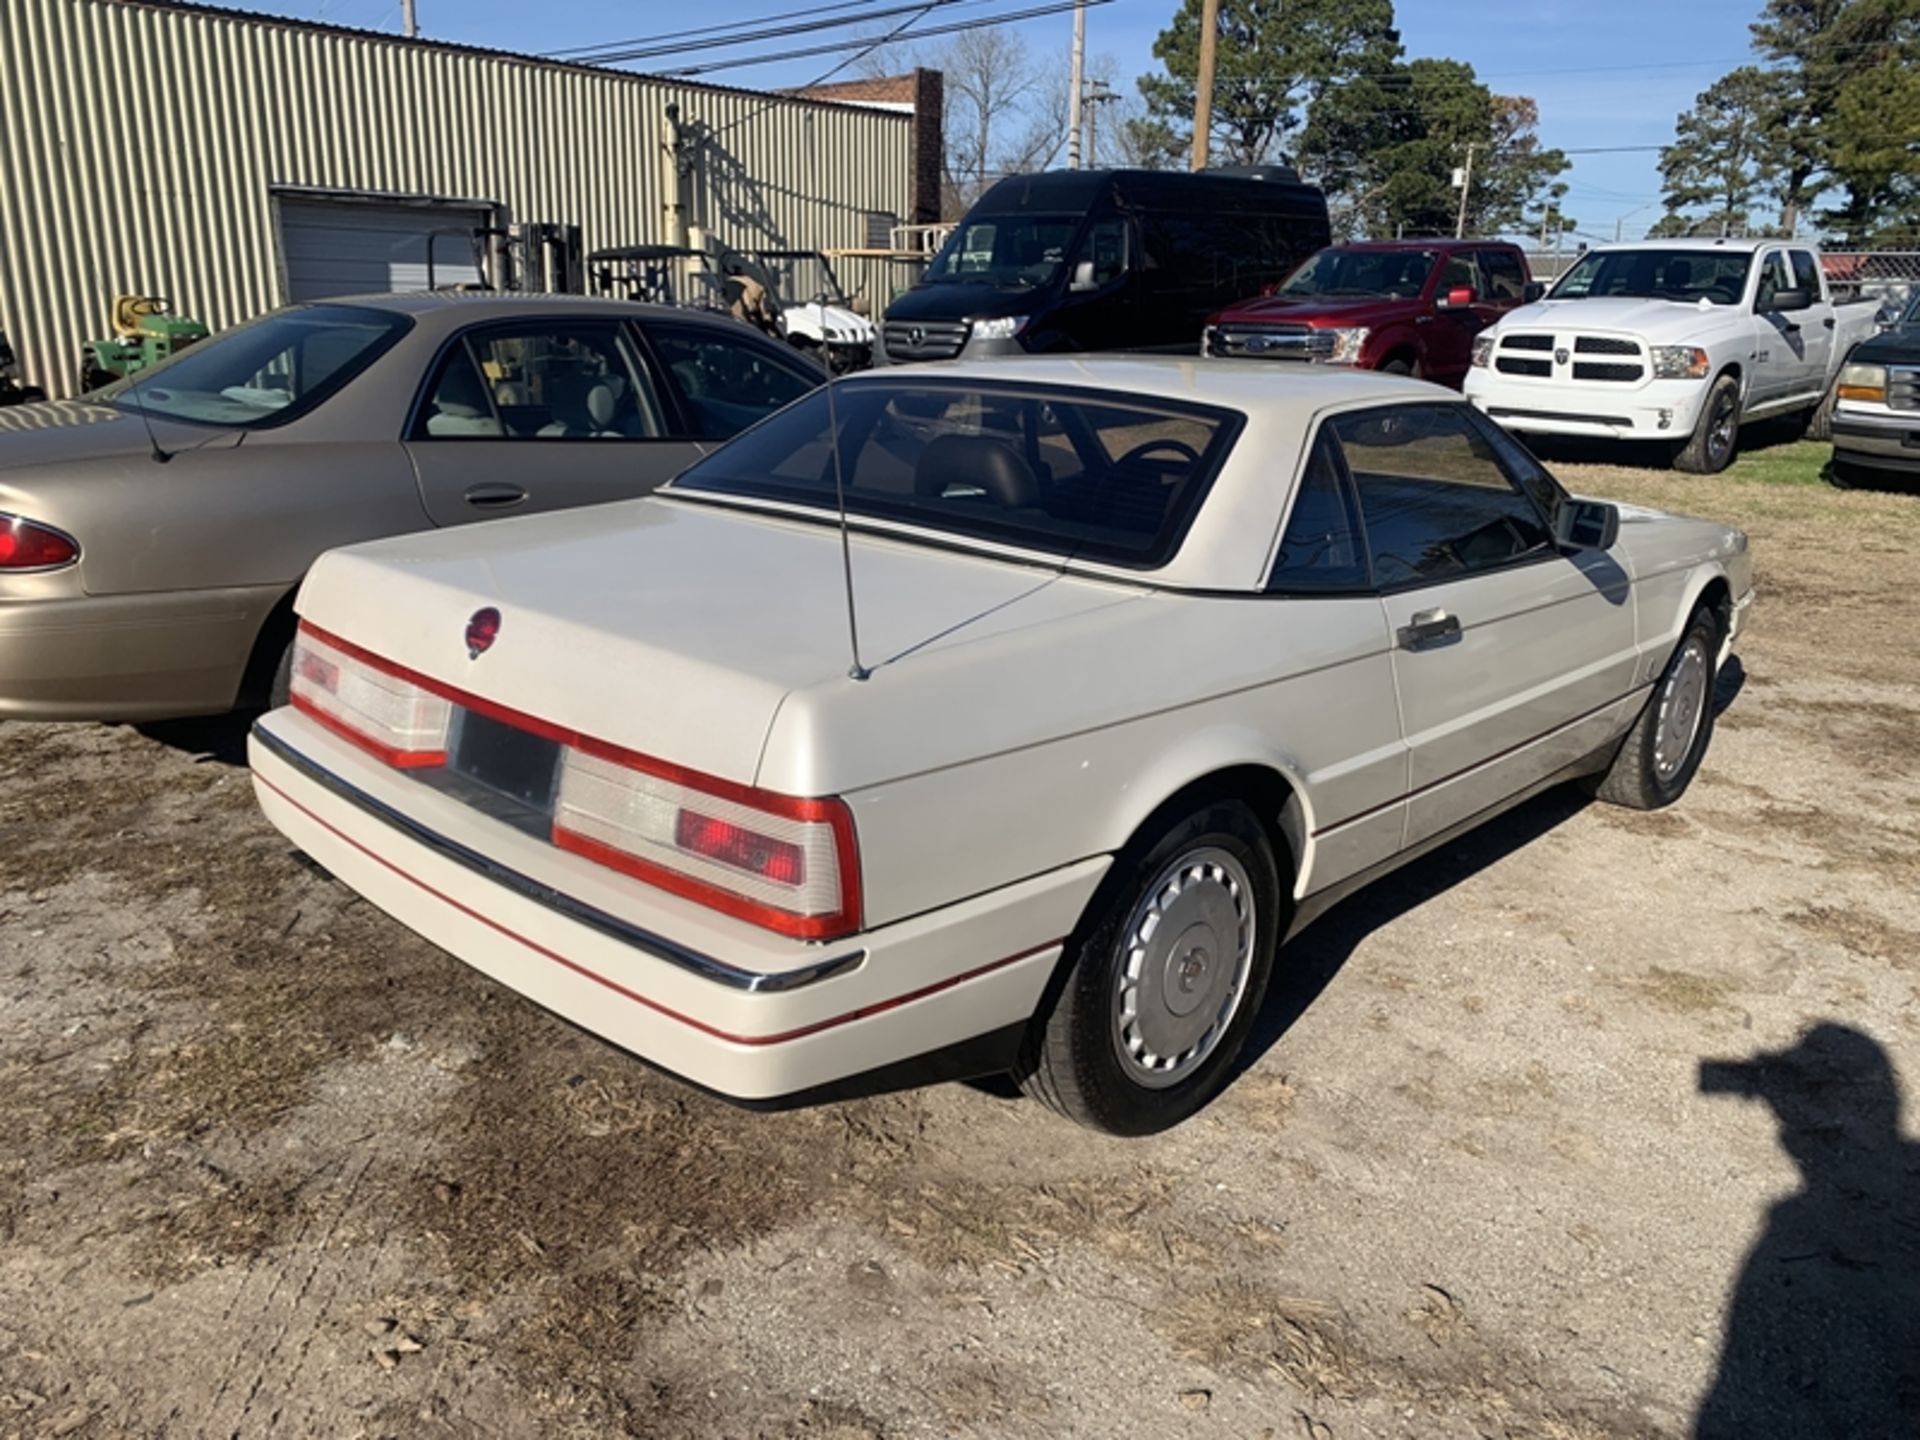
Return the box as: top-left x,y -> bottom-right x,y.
759,592 -> 1407,928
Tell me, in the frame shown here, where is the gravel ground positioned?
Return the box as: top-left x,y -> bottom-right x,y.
2,452 -> 1917,1440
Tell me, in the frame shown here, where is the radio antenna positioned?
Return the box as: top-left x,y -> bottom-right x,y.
822,364 -> 870,682
122,365 -> 173,464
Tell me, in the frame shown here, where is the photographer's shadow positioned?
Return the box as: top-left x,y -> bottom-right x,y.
1696,1024 -> 1920,1437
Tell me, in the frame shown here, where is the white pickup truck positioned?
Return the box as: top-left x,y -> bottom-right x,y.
1464,238 -> 1881,472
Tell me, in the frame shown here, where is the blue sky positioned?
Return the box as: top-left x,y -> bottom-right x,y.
238,0 -> 1776,241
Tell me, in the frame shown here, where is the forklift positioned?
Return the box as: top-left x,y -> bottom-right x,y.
78,296 -> 210,393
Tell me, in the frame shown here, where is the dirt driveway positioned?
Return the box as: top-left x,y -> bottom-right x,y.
3,458 -> 1917,1440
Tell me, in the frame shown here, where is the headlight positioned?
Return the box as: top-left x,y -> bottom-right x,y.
1837,361 -> 1888,403
1650,345 -> 1711,380
970,316 -> 1028,342
1320,327 -> 1369,364
1470,335 -> 1494,369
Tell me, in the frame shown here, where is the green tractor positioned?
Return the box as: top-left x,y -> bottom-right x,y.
78,295 -> 210,393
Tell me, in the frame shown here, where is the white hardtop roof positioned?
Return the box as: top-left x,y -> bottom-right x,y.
840,354 -> 1444,425
819,356 -> 1461,590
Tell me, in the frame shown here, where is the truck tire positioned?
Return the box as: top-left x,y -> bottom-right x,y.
1381,355 -> 1416,377
1017,799 -> 1282,1135
1802,381 -> 1838,442
1673,374 -> 1740,474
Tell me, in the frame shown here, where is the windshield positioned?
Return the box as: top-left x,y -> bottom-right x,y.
1549,249 -> 1752,306
1281,248 -> 1438,299
923,216 -> 1081,289
104,305 -> 412,427
668,380 -> 1238,569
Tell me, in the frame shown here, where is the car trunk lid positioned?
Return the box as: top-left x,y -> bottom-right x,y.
294,495 -> 1138,788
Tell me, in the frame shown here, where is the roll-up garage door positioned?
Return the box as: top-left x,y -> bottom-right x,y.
277,197 -> 498,302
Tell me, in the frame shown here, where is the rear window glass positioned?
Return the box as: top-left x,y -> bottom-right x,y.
668,381 -> 1240,568
103,304 -> 411,428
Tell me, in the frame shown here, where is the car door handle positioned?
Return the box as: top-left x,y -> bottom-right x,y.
463,482 -> 527,508
1398,607 -> 1462,650
1822,316 -> 1836,329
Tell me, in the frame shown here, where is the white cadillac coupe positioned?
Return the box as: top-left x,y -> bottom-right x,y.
249,359 -> 1752,1134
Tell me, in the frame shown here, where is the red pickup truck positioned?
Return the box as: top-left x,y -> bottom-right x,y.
1203,239 -> 1541,387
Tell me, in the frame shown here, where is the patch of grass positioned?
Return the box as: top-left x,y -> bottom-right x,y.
1723,438 -> 1834,488
1630,965 -> 1736,1015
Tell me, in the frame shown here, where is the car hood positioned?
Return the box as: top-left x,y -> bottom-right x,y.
294,496 -> 1142,788
0,399 -> 235,472
884,283 -> 1039,324
1847,324 -> 1920,367
1494,296 -> 1749,338
1212,293 -> 1421,327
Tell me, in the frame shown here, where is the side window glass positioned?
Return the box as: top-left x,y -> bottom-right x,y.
1439,253 -> 1479,297
648,326 -> 819,440
1479,251 -> 1526,301
1756,253 -> 1790,310
1267,430 -> 1369,593
1332,404 -> 1553,587
414,343 -> 503,437
1076,219 -> 1129,288
1790,249 -> 1822,298
413,323 -> 665,441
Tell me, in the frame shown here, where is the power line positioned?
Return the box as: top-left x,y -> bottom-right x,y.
658,0 -> 1110,77
553,0 -> 989,66
546,0 -> 896,58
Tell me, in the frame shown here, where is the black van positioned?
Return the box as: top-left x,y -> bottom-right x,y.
880,167 -> 1331,363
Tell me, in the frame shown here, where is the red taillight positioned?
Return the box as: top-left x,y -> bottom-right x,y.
0,515 -> 78,570
675,810 -> 807,886
287,622 -> 451,768
554,744 -> 861,940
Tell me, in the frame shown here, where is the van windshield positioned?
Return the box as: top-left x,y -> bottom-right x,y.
667,379 -> 1238,569
923,216 -> 1081,289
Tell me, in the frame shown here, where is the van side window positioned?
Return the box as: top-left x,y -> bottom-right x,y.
1077,219 -> 1129,288
1268,429 -> 1369,593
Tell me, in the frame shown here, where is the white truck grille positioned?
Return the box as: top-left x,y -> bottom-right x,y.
1494,332 -> 1648,384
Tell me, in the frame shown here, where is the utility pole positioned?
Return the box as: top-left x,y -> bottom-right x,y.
1452,142 -> 1476,239
1085,79 -> 1115,168
1190,0 -> 1220,172
1067,1 -> 1086,170
402,0 -> 417,37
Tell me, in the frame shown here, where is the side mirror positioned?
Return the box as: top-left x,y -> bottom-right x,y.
1435,286 -> 1476,310
1555,497 -> 1620,551
1522,281 -> 1545,303
1070,260 -> 1098,293
1764,287 -> 1812,314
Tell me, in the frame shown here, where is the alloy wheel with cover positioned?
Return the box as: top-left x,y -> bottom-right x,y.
1589,603 -> 1723,809
1019,799 -> 1282,1134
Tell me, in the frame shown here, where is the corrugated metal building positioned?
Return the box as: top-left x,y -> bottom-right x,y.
0,0 -> 928,396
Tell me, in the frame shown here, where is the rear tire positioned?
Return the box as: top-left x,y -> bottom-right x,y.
1018,799 -> 1282,1135
1673,374 -> 1741,474
1802,381 -> 1837,442
1589,604 -> 1722,810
